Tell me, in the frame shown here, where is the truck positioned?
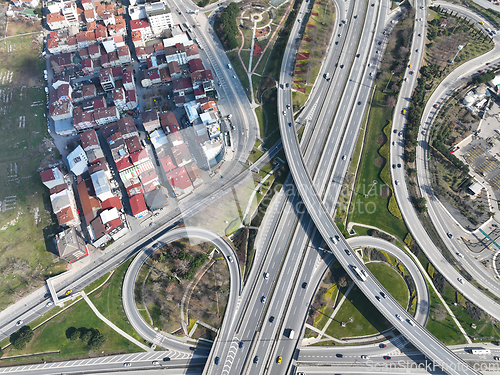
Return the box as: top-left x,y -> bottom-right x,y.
469,348 -> 491,355
350,265 -> 367,281
288,329 -> 295,339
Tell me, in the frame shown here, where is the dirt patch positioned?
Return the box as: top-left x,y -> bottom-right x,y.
93,282 -> 111,298
380,186 -> 391,199
375,135 -> 385,145
374,157 -> 384,168
432,304 -> 448,322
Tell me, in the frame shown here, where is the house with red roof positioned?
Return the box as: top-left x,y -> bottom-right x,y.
130,194 -> 148,218
166,166 -> 193,198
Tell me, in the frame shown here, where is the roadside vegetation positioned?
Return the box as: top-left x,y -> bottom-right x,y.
403,6 -> 493,216
291,0 -> 335,111
340,7 -> 414,241
0,34 -> 67,310
135,239 -> 229,340
307,249 -> 410,342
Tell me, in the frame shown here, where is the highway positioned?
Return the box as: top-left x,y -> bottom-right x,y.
277,0 -> 481,371
391,0 -> 500,324
122,227 -> 241,352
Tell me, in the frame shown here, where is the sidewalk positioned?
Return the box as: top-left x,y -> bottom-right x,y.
81,291 -> 152,352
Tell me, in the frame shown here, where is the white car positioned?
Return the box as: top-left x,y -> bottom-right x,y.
283,110 -> 287,115
46,301 -> 53,307
286,104 -> 290,109
16,320 -> 23,326
228,255 -> 233,263
407,319 -> 414,326
396,314 -> 403,321
341,155 -> 346,160
457,253 -> 463,258
395,180 -> 399,185
152,361 -> 159,365
361,355 -> 369,359
458,278 -> 464,284
264,272 -> 269,280
233,75 -> 236,79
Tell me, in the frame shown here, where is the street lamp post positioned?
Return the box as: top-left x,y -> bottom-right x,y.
383,71 -> 395,93
450,45 -> 464,64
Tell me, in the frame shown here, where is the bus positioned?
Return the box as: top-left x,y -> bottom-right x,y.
350,265 -> 367,281
469,348 -> 491,355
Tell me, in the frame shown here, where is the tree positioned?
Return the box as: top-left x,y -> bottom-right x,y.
66,327 -> 79,341
80,329 -> 93,343
338,276 -> 348,288
10,326 -> 34,350
88,331 -> 106,348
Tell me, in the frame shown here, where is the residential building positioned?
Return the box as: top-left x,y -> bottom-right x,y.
61,1 -> 78,25
40,166 -> 65,189
188,58 -> 204,73
88,43 -> 101,59
81,58 -> 94,75
185,43 -> 200,61
99,68 -> 115,91
160,155 -> 176,174
67,145 -> 88,176
117,116 -> 139,138
91,170 -> 114,202
112,87 -> 126,108
130,194 -> 148,218
164,43 -> 187,65
56,227 -> 89,263
172,77 -> 193,96
46,12 -> 68,30
125,90 -> 137,110
185,161 -> 203,188
123,69 -> 135,91
159,67 -> 171,83
50,102 -> 73,121
166,166 -> 193,197
145,1 -> 173,35
130,19 -> 153,41
142,110 -> 160,132
73,110 -> 95,131
117,45 -> 131,64
94,106 -> 119,126
171,143 -> 192,167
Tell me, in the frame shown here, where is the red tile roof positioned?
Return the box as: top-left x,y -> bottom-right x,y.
100,196 -> 123,210
129,194 -> 147,217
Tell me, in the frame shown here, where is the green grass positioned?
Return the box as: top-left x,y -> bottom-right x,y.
348,104 -> 408,240
227,51 -> 250,97
89,258 -> 147,344
325,263 -> 408,338
425,279 -> 467,345
367,262 -> 408,307
1,299 -> 142,363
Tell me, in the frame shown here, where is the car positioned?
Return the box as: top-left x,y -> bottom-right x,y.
264,272 -> 270,279
396,314 -> 403,321
404,77 -> 407,81
378,41 -> 382,45
458,277 -> 464,284
336,353 -> 343,358
228,255 -> 233,262
65,289 -> 72,295
123,363 -> 131,367
269,316 -> 275,323
283,110 -> 287,115
380,343 -> 386,348
361,355 -> 369,359
149,222 -> 153,227
416,49 -> 419,52
277,356 -> 282,364
375,295 -> 381,301
369,72 -> 372,76
152,361 -> 159,365
354,15 -> 357,19
392,164 -> 396,169
376,50 -> 379,54
345,249 -> 351,256
302,282 -> 307,288
239,341 -> 244,348
340,64 -> 344,68
457,252 -> 463,258
46,301 -> 53,307
433,104 -> 438,108
358,101 -> 361,105
487,62 -> 491,66
384,356 -> 391,360
331,236 -> 337,244
193,24 -> 196,28
286,104 -> 290,109
342,155 -> 346,160
16,320 -> 23,326
233,75 -> 236,79
261,296 -> 266,303
447,233 -> 453,238
494,356 -> 499,360
395,180 -> 399,185
289,122 -> 292,127
163,357 -> 171,361
254,356 -> 259,364
286,83 -> 289,88
335,41 -> 339,45
215,357 -> 220,365
418,33 -> 421,36
407,319 -> 414,326
338,34 -> 341,37
397,164 -> 401,168
393,129 -> 397,133
380,291 -> 386,299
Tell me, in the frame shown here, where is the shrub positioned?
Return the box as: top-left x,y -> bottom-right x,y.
466,301 -> 483,322
404,233 -> 413,248
427,263 -> 435,279
433,271 -> 445,293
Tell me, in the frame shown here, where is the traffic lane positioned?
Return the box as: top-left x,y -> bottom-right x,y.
122,227 -> 240,354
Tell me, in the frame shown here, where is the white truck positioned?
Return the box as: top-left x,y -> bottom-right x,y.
288,329 -> 295,339
470,348 -> 491,355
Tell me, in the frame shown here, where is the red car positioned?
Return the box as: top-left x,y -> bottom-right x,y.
433,104 -> 438,108
384,356 -> 391,360
193,24 -> 196,28
379,344 -> 386,348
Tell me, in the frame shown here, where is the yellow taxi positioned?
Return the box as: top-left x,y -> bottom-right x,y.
277,356 -> 282,364
65,289 -> 72,295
